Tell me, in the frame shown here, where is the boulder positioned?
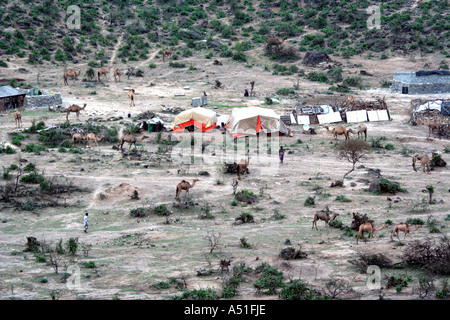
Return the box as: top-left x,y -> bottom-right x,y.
303,51 -> 331,67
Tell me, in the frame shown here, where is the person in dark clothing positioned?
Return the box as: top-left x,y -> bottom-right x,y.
279,146 -> 285,164
244,89 -> 249,97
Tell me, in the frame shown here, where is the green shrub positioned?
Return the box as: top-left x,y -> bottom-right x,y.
24,120 -> 46,133
83,261 -> 96,268
405,218 -> 424,225
21,199 -> 35,211
0,144 -> 16,154
304,196 -> 315,207
34,253 -> 46,263
231,200 -> 238,206
151,281 -> 171,290
373,179 -> 405,195
21,172 -> 45,184
169,61 -> 186,68
335,195 -> 351,202
11,135 -> 25,146
8,164 -> 18,171
66,238 -> 79,255
23,163 -> 36,172
280,280 -> 323,300
149,63 -> 156,68
173,287 -> 219,300
254,263 -> 284,295
329,219 -> 344,229
307,72 -> 328,83
276,88 -> 295,95
39,277 -> 48,283
385,143 -> 394,150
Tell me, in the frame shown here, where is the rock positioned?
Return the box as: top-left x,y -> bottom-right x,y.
350,182 -> 357,187
198,171 -> 210,176
303,51 -> 331,67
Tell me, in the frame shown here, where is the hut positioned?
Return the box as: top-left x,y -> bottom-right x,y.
0,85 -> 26,112
390,70 -> 450,94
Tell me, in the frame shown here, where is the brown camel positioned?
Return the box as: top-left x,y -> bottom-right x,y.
346,95 -> 355,104
114,69 -> 123,83
312,205 -> 339,230
163,48 -> 175,63
71,132 -> 85,145
98,66 -> 112,82
355,124 -> 368,141
84,133 -> 105,149
237,156 -> 251,180
425,120 -> 441,139
64,69 -> 80,86
390,223 -> 421,241
412,153 -> 431,174
175,179 -> 199,200
66,103 -> 87,122
14,110 -> 22,128
128,89 -> 135,107
356,222 -> 386,244
325,125 -> 351,140
118,134 -> 149,151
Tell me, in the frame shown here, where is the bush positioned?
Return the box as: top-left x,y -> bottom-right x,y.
335,195 -> 351,202
21,172 -> 45,184
24,120 -> 45,133
276,88 -> 295,95
373,179 -> 405,195
21,199 -> 35,211
385,143 -> 394,150
169,61 -> 186,68
235,212 -> 254,224
329,219 -> 344,229
173,288 -> 219,300
130,207 -> 152,218
23,163 -> 36,172
254,263 -> 285,295
304,196 -> 315,207
11,135 -> 25,146
280,280 -> 323,300
66,238 -> 79,255
406,218 -> 424,225
83,261 -> 96,268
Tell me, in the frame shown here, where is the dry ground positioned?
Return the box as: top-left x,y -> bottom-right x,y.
0,50 -> 449,300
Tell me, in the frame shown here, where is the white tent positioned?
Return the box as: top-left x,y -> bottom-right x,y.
225,106 -> 289,137
173,107 -> 217,132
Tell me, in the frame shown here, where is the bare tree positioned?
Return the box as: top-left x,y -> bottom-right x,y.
336,139 -> 371,183
202,231 -> 222,253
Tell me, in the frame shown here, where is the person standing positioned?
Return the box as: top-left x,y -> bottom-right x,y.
83,212 -> 89,233
279,146 -> 285,164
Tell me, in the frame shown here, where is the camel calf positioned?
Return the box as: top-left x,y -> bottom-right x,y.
390,223 -> 421,241
412,153 -> 431,174
312,205 -> 339,230
15,111 -> 22,128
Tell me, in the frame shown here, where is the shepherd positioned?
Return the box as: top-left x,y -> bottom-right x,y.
279,146 -> 285,164
244,89 -> 249,97
83,212 -> 89,233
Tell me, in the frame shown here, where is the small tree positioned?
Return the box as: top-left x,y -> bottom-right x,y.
202,231 -> 221,253
426,185 -> 434,204
336,140 -> 371,183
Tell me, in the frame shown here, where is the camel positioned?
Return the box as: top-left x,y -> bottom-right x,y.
412,153 -> 431,174
84,133 -> 105,149
163,48 -> 175,63
66,103 -> 87,122
390,223 -> 421,241
175,179 -> 199,200
425,120 -> 441,139
98,66 -> 112,82
128,89 -> 135,107
346,95 -> 355,104
312,205 -> 339,230
325,125 -> 351,140
118,134 -> 149,151
114,69 -> 123,83
237,156 -> 251,180
14,110 -> 22,128
355,124 -> 368,141
71,132 -> 85,145
356,222 -> 386,244
64,69 -> 80,86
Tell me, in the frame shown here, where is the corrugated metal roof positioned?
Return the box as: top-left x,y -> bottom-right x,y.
0,85 -> 25,98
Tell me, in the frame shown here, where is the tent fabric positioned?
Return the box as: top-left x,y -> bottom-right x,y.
225,106 -> 288,138
173,107 -> 217,132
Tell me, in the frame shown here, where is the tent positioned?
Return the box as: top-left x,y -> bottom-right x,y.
225,106 -> 289,138
173,107 -> 217,132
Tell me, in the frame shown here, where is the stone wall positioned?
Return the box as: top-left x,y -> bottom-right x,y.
25,93 -> 62,108
390,71 -> 450,94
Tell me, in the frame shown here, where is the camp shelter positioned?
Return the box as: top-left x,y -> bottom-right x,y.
225,106 -> 288,138
173,107 -> 217,132
0,85 -> 26,112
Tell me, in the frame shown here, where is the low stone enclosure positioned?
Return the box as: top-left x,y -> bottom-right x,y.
390,71 -> 450,94
24,89 -> 62,109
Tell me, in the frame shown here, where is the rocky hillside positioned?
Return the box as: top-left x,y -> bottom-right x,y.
0,0 -> 448,74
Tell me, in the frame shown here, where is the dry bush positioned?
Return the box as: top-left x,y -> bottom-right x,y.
279,246 -> 308,260
348,253 -> 392,273
402,236 -> 450,275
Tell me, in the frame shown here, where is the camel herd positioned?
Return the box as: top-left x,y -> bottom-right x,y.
312,206 -> 422,245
